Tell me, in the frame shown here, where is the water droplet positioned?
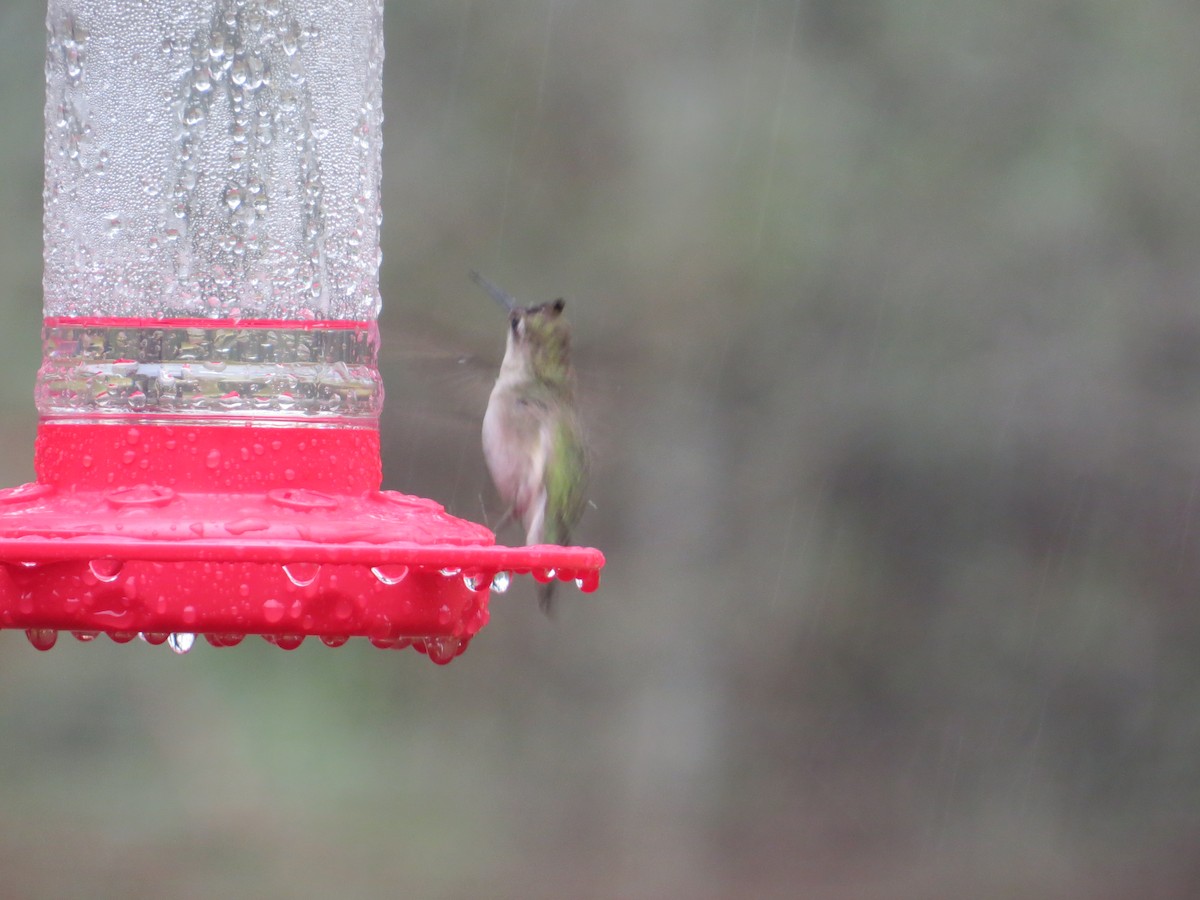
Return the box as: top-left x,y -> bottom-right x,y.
282,563 -> 320,587
321,635 -> 349,647
491,571 -> 511,593
575,571 -> 601,592
205,449 -> 221,468
262,598 -> 285,623
167,632 -> 195,654
425,636 -> 464,665
369,636 -> 411,650
273,634 -> 304,650
462,573 -> 492,592
139,632 -> 168,645
72,631 -> 99,642
371,565 -> 408,585
88,558 -> 123,583
439,567 -> 461,577
225,517 -> 269,534
26,628 -> 58,650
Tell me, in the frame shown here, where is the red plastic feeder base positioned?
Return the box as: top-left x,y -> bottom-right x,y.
0,422 -> 604,661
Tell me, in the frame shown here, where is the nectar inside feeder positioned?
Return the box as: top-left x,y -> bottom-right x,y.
0,0 -> 603,661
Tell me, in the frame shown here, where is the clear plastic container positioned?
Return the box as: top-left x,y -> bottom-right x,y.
42,0 -> 385,423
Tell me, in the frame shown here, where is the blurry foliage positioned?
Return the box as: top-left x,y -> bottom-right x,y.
2,0 -> 1200,896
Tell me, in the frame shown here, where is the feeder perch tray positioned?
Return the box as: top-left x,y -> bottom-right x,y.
0,421 -> 603,661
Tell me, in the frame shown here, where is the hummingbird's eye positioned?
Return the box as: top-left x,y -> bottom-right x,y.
552,298 -> 565,314
509,315 -> 520,335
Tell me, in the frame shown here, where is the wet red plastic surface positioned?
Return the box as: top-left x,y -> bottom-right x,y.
0,420 -> 603,660
35,422 -> 384,493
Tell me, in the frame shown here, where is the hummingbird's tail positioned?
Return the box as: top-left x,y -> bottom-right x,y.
536,522 -> 574,616
538,580 -> 558,617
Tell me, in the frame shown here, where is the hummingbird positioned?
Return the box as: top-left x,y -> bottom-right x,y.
471,271 -> 588,614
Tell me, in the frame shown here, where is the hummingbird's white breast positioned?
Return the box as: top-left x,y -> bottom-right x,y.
482,364 -> 550,542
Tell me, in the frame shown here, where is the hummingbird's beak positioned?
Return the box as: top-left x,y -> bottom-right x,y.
470,270 -> 519,313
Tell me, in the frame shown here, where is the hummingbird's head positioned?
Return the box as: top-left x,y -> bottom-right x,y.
508,299 -> 572,389
471,271 -> 574,390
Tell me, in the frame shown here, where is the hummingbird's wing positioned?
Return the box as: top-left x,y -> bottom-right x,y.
542,411 -> 588,546
376,323 -> 498,516
379,324 -> 497,421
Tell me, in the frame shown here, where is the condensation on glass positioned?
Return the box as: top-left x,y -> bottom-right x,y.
39,0 -> 385,423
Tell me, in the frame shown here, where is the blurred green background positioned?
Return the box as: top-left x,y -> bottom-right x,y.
4,1 -> 1200,896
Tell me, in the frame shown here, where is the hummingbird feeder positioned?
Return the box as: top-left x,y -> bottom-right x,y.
0,0 -> 603,661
